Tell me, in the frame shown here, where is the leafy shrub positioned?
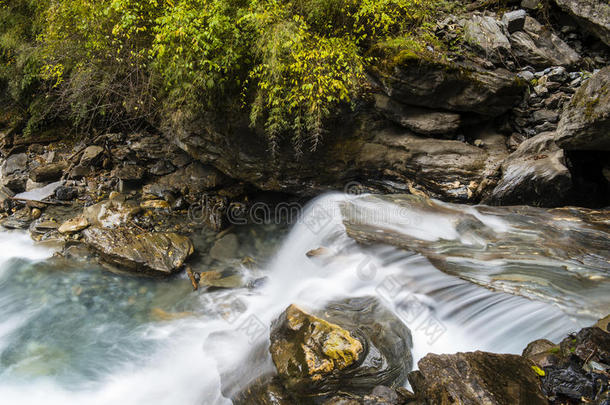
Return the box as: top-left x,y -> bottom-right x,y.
1,0 -> 445,150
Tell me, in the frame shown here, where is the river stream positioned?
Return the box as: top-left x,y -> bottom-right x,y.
0,193 -> 606,404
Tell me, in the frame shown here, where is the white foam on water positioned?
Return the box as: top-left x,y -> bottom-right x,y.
0,194 -> 595,404
0,231 -> 54,269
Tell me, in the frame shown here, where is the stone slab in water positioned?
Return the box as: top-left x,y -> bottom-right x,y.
341,194 -> 610,319
82,227 -> 194,276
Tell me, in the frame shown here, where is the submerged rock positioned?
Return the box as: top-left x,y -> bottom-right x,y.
342,194 -> 610,319
82,227 -> 194,275
232,375 -> 295,405
198,269 -> 245,289
209,233 -> 239,261
270,297 -> 412,398
409,351 -> 548,404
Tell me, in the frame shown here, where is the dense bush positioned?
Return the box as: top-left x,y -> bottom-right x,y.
1,0 -> 444,151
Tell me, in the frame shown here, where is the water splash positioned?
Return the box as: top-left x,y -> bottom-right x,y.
0,193 -> 604,404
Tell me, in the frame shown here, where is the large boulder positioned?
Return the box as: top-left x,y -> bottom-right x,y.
376,58 -> 525,117
553,0 -> 610,46
485,131 -> 572,206
269,297 -> 413,399
555,67 -> 610,150
82,227 -> 194,275
175,111 -> 509,203
373,94 -> 461,136
408,351 -> 548,404
509,16 -> 580,68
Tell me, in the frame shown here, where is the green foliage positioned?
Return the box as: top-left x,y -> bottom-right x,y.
0,0 -> 47,128
1,0 -> 447,151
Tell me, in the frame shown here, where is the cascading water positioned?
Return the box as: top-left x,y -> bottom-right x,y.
0,193 -> 604,404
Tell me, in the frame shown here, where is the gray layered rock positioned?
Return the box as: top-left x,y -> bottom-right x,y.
174,109 -> 509,203
82,227 -> 194,275
1,153 -> 27,177
463,15 -> 511,60
373,94 -> 461,135
1,153 -> 29,192
555,67 -> 610,150
408,351 -> 547,404
509,16 -> 580,68
486,132 -> 571,206
553,0 -> 610,46
377,58 -> 525,116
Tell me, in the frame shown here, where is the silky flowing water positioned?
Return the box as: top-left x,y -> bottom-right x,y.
0,194 -> 606,404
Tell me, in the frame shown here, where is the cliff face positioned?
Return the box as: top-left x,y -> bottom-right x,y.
169,1 -> 609,207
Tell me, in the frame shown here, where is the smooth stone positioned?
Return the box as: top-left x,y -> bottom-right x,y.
270,297 -> 413,398
1,153 -> 27,176
58,216 -> 90,234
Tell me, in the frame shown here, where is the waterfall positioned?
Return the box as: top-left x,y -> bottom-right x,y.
0,193 -> 602,404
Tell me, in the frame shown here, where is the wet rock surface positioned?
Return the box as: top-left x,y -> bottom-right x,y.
268,297 -> 413,400
408,351 -> 548,404
524,326 -> 610,404
82,227 -> 194,276
342,194 -> 610,319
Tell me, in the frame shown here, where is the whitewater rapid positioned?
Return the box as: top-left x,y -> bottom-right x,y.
0,194 -> 597,404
